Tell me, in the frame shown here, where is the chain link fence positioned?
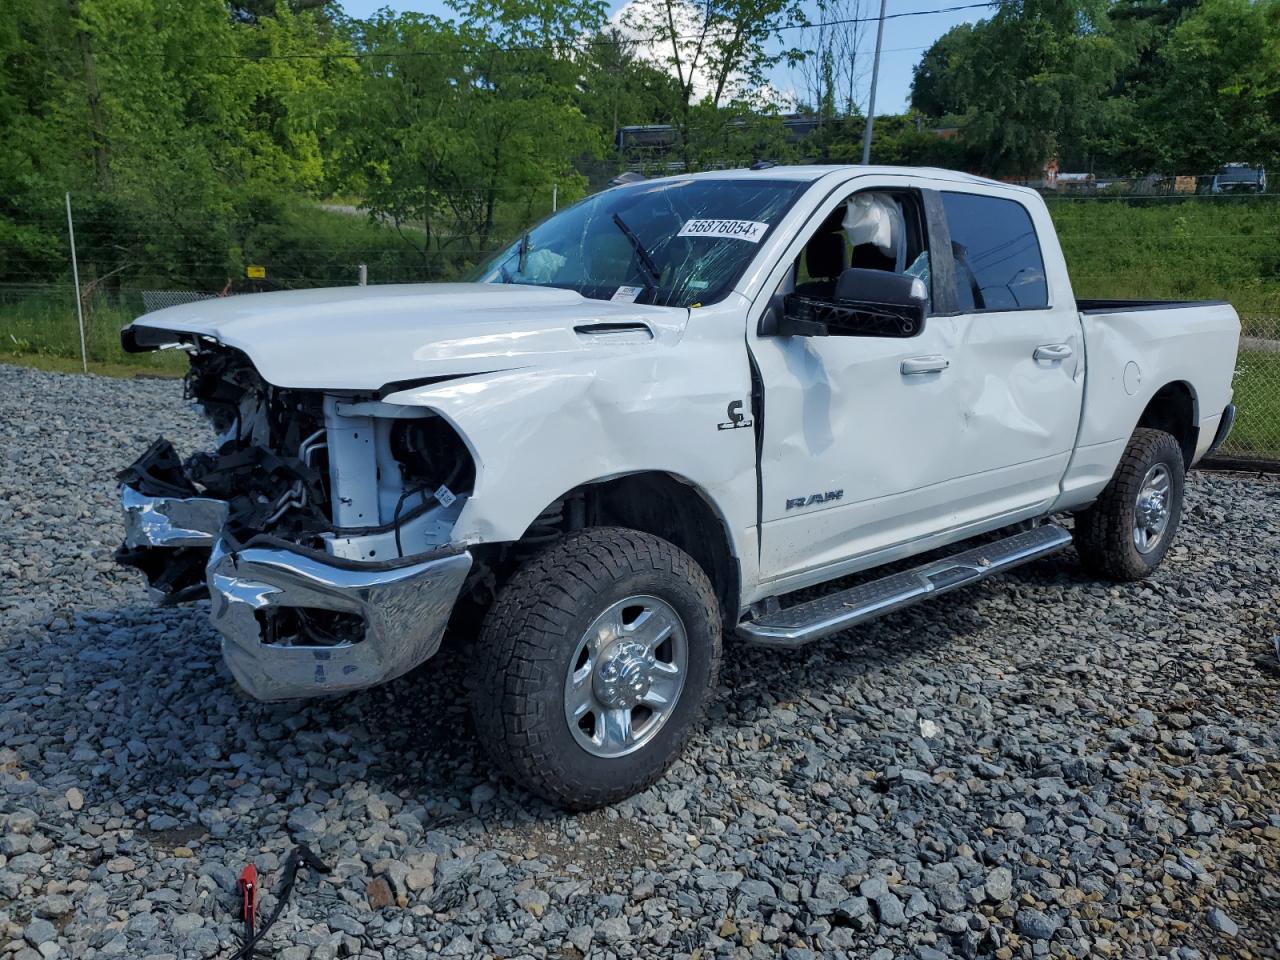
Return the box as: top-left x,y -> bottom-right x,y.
1,192 -> 1277,466
1221,315 -> 1280,465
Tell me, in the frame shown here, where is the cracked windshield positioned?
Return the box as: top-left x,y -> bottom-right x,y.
474,178 -> 805,307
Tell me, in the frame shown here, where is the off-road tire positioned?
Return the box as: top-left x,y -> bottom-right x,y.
469,527 -> 722,810
1074,427 -> 1185,581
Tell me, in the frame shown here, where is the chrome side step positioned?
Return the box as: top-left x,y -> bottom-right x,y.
738,524 -> 1072,648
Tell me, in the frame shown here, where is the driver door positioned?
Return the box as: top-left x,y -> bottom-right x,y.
750,177 -> 1083,589
749,181 -> 973,585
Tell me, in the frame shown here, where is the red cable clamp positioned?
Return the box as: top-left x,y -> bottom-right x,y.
237,864 -> 258,936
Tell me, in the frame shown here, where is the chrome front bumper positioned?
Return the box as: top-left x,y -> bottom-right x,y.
207,540 -> 471,701
122,485 -> 228,549
119,486 -> 472,701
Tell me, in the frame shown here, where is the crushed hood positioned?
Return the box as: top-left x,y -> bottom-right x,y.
125,283 -> 686,390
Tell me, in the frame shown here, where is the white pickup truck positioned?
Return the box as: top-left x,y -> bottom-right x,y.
117,165 -> 1240,808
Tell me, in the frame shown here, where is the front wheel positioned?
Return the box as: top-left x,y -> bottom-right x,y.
1074,427 -> 1186,581
468,527 -> 722,809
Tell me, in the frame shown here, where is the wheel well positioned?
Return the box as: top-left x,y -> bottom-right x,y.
520,473 -> 740,624
1137,381 -> 1198,467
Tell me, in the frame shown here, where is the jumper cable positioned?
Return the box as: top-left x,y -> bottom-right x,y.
226,845 -> 329,959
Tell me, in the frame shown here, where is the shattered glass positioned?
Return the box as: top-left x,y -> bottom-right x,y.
473,178 -> 806,308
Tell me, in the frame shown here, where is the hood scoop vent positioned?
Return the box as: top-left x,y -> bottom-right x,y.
573,321 -> 653,342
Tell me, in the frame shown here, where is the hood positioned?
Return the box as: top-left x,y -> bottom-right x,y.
124,283 -> 687,390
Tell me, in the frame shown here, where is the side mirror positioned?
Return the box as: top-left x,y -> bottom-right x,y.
770,268 -> 928,338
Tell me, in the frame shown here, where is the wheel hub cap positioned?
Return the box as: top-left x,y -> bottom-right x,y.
593,639 -> 656,709
563,595 -> 688,759
1137,491 -> 1166,527
1133,463 -> 1172,554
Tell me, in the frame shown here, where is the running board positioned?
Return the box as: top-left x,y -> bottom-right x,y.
738,524 -> 1072,648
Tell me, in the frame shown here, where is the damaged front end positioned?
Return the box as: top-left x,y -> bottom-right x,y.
116,339 -> 474,700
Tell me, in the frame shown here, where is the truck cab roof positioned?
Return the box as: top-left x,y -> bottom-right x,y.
637,164 -> 1019,192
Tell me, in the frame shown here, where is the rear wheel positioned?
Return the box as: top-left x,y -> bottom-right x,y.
469,527 -> 721,809
1074,428 -> 1186,581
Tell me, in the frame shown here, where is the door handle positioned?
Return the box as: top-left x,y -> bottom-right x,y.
1033,343 -> 1073,361
901,355 -> 950,375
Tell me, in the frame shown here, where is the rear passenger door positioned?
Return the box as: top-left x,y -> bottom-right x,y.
933,188 -> 1084,517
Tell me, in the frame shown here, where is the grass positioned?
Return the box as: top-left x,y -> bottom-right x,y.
0,292 -> 186,375
0,351 -> 185,378
1048,196 -> 1280,317
1221,351 -> 1280,460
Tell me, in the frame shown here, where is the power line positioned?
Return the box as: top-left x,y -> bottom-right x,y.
167,2 -> 1000,61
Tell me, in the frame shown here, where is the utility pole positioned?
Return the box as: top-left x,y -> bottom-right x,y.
66,193 -> 88,374
861,0 -> 888,165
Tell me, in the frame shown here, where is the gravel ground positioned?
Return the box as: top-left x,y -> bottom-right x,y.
2,361 -> 1279,960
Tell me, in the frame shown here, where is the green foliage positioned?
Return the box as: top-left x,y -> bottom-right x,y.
331,7 -> 599,264
0,0 -> 359,289
617,0 -> 811,171
1123,0 -> 1280,172
3,0 -> 1277,309
818,114 -> 980,168
911,0 -> 1280,176
908,0 -> 1123,175
909,24 -> 976,120
0,288 -> 180,369
575,27 -> 685,142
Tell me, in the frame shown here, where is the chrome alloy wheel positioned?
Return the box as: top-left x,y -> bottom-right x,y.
1133,463 -> 1172,554
564,595 -> 688,758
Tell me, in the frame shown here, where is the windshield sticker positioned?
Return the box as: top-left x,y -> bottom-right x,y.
610,285 -> 644,303
677,219 -> 769,243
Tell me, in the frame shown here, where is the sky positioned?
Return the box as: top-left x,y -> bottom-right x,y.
336,0 -> 992,115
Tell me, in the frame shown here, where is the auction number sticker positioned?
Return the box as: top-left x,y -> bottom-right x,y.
677,219 -> 769,243
610,285 -> 644,303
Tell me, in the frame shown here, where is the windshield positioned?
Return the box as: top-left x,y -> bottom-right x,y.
1217,166 -> 1260,183
473,178 -> 806,307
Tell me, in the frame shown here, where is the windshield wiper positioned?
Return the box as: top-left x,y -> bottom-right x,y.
516,231 -> 530,274
500,232 -> 531,283
611,213 -> 662,294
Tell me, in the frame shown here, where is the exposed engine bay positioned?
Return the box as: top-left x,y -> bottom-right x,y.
117,339 -> 475,654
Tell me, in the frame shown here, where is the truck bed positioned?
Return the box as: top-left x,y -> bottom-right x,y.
1062,298 -> 1240,510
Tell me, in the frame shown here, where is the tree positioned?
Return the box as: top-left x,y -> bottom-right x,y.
906,1 -> 1122,176
575,27 -> 684,147
617,0 -> 809,169
334,4 -> 603,269
230,0 -> 334,22
909,23 -> 976,119
1132,0 -> 1280,172
794,0 -> 868,123
0,0 -> 86,280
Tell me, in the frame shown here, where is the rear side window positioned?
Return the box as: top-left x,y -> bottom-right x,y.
941,192 -> 1048,311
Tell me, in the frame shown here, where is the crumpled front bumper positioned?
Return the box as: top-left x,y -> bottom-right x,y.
122,485 -> 228,550
207,539 -> 471,701
117,486 -> 229,603
118,485 -> 472,701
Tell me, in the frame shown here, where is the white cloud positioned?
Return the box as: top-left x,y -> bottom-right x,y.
609,0 -> 794,109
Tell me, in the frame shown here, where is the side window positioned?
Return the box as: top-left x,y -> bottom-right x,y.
941,192 -> 1048,311
791,190 -> 932,309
